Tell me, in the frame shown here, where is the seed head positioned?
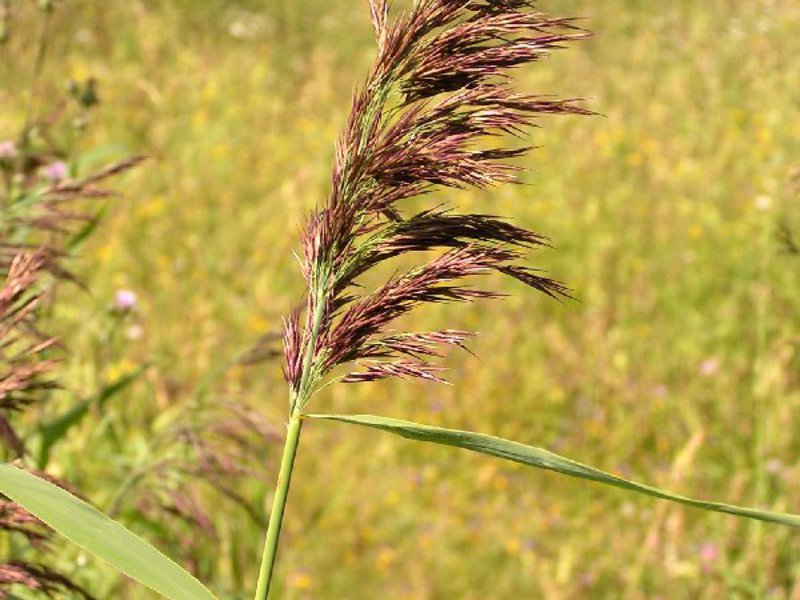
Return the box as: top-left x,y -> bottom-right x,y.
283,0 -> 590,406
0,561 -> 95,599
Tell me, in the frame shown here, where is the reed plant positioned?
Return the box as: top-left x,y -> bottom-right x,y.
0,120 -> 141,600
1,1 -> 800,599
0,136 -> 141,599
0,2 -> 143,596
2,3 -> 283,596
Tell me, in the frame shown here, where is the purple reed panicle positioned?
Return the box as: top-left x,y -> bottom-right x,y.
0,151 -> 144,600
0,149 -> 144,600
0,486 -> 94,599
0,561 -> 95,599
257,4 -> 592,597
0,251 -> 59,417
283,0 -> 591,406
0,252 -> 97,600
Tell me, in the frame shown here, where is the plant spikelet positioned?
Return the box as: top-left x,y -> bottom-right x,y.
284,0 -> 590,406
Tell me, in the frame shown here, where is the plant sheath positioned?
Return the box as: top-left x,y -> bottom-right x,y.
253,415 -> 303,600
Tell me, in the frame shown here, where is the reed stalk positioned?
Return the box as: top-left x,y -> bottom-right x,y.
253,415 -> 302,600
252,1 -> 590,596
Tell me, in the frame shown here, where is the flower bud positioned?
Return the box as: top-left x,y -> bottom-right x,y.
114,289 -> 137,311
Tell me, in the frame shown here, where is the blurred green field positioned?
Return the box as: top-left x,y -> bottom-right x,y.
3,0 -> 800,598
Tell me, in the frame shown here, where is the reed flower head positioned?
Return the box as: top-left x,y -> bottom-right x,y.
0,252 -> 95,598
0,477 -> 96,600
0,251 -> 58,418
0,499 -> 49,546
0,147 -> 144,600
0,561 -> 95,599
123,401 -> 281,570
283,0 -> 590,409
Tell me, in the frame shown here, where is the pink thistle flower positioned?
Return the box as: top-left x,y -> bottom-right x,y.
0,140 -> 16,159
698,358 -> 720,377
114,289 -> 137,310
43,161 -> 68,182
698,541 -> 719,566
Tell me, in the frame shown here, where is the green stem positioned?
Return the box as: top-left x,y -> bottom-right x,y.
254,269 -> 327,597
751,201 -> 771,597
253,415 -> 303,600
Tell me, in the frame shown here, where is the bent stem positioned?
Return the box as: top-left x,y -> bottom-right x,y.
253,414 -> 303,600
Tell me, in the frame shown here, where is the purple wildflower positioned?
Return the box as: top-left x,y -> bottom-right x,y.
698,358 -> 720,377
0,141 -> 16,159
43,161 -> 68,182
698,541 -> 719,566
114,289 -> 137,311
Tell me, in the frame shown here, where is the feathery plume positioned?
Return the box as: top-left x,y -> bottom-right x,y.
283,0 -> 590,407
0,250 -> 58,421
118,401 -> 282,571
0,485 -> 96,600
0,562 -> 95,599
0,499 -> 49,546
0,99 -> 143,600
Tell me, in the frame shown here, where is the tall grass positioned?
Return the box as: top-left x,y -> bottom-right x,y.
258,2 -> 591,592
3,0 -> 800,598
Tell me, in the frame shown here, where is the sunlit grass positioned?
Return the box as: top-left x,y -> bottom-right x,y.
3,0 -> 800,597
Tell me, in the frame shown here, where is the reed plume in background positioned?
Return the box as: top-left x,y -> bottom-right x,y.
0,252 -> 56,429
1,16 -> 143,589
0,155 -> 141,597
0,251 -> 95,599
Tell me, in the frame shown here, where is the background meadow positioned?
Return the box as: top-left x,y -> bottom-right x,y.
3,0 -> 800,598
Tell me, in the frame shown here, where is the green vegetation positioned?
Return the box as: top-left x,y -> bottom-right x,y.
2,1 -> 800,598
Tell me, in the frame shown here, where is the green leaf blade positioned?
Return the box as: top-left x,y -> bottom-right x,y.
307,413 -> 800,529
0,464 -> 220,600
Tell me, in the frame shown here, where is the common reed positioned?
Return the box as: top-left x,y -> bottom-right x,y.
257,1 -> 800,596
282,0 -> 588,399
264,0 -> 589,587
108,399 -> 282,578
0,3 -> 143,596
0,188 -> 138,598
0,250 -> 97,599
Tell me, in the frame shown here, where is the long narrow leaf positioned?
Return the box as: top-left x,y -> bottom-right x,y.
307,413 -> 800,528
0,464 -> 220,600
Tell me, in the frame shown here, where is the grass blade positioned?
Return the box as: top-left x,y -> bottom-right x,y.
36,366 -> 146,468
306,413 -> 800,528
0,464 -> 220,600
